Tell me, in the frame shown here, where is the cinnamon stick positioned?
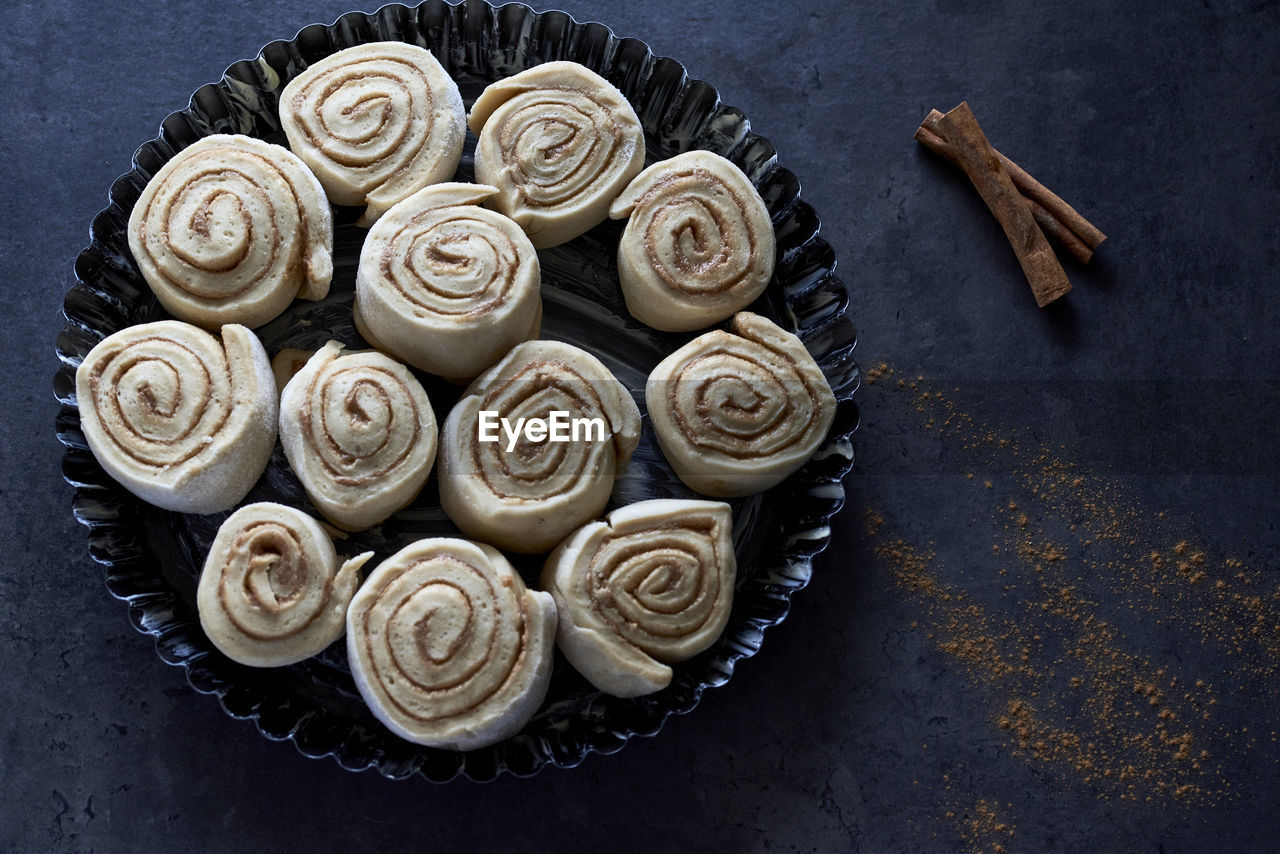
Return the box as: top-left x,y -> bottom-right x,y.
935,102 -> 1072,307
915,108 -> 1105,263
1025,196 -> 1096,265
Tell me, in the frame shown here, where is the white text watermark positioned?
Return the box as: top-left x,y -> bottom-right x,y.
478,410 -> 608,452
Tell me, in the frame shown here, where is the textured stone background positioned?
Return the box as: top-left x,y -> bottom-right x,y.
3,0 -> 1278,851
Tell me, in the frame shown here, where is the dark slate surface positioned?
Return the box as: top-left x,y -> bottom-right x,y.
4,0 -> 1279,851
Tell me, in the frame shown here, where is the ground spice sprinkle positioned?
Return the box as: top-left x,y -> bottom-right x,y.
864,362 -> 1279,841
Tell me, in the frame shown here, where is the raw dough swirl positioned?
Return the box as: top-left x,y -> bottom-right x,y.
280,42 -> 466,226
279,341 -> 437,531
197,502 -> 371,667
468,61 -> 645,248
354,183 -> 541,382
75,321 -> 277,514
646,312 -> 836,497
127,134 -> 333,329
438,340 -> 641,553
346,537 -> 557,750
610,150 -> 775,331
541,499 -> 736,697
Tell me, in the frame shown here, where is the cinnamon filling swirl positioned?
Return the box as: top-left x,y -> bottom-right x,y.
198,502 -> 370,667
279,341 -> 437,531
346,538 -> 556,750
541,499 -> 736,697
74,321 -> 277,514
280,42 -> 466,226
646,312 -> 836,498
610,150 -> 775,332
354,183 -> 541,382
469,62 -> 645,248
438,340 -> 641,554
127,134 -> 333,329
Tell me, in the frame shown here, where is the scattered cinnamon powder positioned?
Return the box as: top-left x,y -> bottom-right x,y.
863,362 -> 892,385
952,798 -> 1016,854
864,362 -> 1279,835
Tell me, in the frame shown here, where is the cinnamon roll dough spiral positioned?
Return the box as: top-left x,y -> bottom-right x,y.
609,150 -> 775,332
353,183 -> 541,382
75,321 -> 278,514
346,537 -> 557,750
198,502 -> 372,667
468,61 -> 645,248
646,312 -> 836,498
127,134 -> 333,329
541,499 -> 736,697
279,341 -> 437,531
280,42 -> 466,226
438,340 -> 641,553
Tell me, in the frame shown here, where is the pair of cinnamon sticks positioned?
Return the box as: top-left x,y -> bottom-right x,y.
915,102 -> 1104,307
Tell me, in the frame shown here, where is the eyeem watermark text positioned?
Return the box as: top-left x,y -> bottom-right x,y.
478,410 -> 607,452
